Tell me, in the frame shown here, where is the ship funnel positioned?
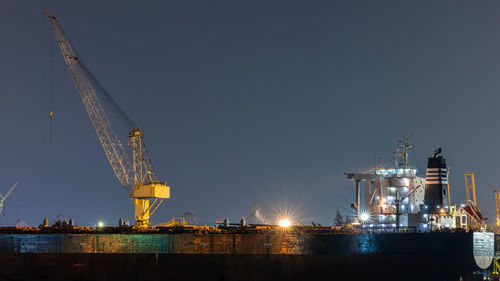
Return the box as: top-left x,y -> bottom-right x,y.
423,148 -> 449,213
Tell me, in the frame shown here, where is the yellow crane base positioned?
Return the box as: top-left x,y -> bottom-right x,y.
132,183 -> 170,227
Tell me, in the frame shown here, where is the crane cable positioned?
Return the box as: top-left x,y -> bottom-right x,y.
79,60 -> 137,131
49,28 -> 54,145
48,21 -> 137,133
41,20 -> 54,146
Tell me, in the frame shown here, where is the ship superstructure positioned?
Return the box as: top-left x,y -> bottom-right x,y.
346,137 -> 460,231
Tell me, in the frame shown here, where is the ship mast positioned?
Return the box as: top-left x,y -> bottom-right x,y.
394,136 -> 414,170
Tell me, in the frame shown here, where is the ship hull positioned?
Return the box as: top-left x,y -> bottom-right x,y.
0,252 -> 478,281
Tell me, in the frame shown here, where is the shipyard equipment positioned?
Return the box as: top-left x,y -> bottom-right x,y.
45,11 -> 170,227
462,173 -> 487,229
492,258 -> 500,279
465,173 -> 477,206
158,217 -> 188,227
463,200 -> 486,229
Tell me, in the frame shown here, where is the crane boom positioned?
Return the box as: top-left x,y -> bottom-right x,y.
45,11 -> 170,227
0,182 -> 17,215
45,12 -> 133,194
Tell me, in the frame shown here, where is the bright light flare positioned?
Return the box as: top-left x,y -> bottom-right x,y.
278,218 -> 291,227
97,221 -> 104,228
359,212 -> 370,222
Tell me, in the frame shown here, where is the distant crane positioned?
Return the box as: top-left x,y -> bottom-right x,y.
495,190 -> 500,226
465,173 -> 477,206
0,183 -> 17,216
45,11 -> 170,227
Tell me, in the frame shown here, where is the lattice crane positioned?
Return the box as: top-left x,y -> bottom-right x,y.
45,11 -> 170,227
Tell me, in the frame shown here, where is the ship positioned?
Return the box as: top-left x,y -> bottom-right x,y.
345,136 -> 480,233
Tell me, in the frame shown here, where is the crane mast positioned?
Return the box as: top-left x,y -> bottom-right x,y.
45,11 -> 170,227
495,190 -> 500,227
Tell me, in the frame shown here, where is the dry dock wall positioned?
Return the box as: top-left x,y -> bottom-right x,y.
0,232 -> 474,256
0,232 -> 483,281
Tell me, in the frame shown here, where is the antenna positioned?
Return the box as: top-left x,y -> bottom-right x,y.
394,136 -> 414,169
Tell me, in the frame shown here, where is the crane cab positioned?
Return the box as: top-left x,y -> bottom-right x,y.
132,182 -> 170,199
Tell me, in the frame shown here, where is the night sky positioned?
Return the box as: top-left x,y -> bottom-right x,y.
1,1 -> 500,227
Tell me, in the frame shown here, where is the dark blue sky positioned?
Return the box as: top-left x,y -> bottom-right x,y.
1,1 -> 500,226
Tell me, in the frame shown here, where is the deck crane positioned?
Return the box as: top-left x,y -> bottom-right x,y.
44,11 -> 170,227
